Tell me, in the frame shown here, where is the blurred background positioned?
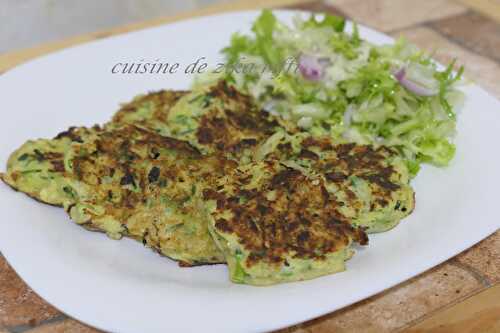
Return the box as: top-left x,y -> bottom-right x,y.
0,0 -> 233,54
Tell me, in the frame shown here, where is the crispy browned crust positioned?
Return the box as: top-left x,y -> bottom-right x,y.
69,124 -> 235,264
205,161 -> 368,268
270,137 -> 405,211
177,260 -> 225,267
2,165 -> 220,267
409,191 -> 416,215
195,81 -> 295,154
111,80 -> 297,160
71,125 -> 206,208
313,142 -> 400,207
76,220 -> 225,267
112,90 -> 189,124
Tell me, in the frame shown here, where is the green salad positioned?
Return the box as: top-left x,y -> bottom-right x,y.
216,10 -> 465,176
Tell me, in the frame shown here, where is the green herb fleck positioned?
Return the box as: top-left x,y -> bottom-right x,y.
18,153 -> 30,161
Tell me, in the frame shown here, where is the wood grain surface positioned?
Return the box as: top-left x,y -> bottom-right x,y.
0,0 -> 498,332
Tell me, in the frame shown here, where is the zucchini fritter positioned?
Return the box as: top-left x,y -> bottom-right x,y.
62,124 -> 235,265
113,90 -> 188,126
1,127 -> 98,206
112,80 -> 296,158
203,159 -> 368,285
261,133 -> 415,233
1,124 -> 234,266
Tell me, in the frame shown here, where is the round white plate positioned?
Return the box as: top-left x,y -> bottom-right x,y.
0,10 -> 498,333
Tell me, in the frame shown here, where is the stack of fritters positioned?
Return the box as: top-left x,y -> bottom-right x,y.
1,81 -> 415,285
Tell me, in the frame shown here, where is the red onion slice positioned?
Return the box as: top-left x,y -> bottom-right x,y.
394,67 -> 439,97
299,54 -> 327,81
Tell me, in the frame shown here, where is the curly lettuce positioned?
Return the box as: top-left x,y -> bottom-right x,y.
220,10 -> 465,176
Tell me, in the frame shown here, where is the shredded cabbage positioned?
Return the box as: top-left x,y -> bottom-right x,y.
220,10 -> 465,176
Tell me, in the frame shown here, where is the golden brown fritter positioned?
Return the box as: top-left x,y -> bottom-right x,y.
64,124 -> 244,265
1,126 -> 100,206
259,134 -> 415,232
112,90 -> 188,125
111,80 -> 297,158
204,159 -> 368,285
191,81 -> 288,154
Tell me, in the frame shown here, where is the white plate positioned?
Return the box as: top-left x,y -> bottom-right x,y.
0,10 -> 499,333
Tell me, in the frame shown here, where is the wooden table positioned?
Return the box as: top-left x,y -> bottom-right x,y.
0,0 -> 499,332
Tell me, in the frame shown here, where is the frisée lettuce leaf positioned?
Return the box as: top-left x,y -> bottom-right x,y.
220,10 -> 465,176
